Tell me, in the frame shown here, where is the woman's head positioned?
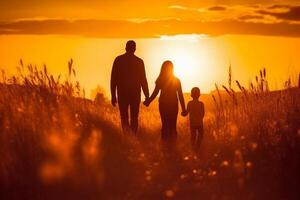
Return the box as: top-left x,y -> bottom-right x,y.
159,60 -> 174,79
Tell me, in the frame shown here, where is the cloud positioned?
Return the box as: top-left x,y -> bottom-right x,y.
168,5 -> 191,10
1,18 -> 300,38
168,5 -> 202,12
257,5 -> 300,21
267,4 -> 292,10
238,15 -> 265,21
207,6 -> 227,11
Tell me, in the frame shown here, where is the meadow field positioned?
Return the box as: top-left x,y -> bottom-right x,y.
0,60 -> 300,200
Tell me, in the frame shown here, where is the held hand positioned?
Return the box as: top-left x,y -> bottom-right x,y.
181,110 -> 188,117
111,96 -> 117,107
143,98 -> 150,107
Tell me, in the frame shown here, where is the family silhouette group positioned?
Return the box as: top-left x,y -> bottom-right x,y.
110,40 -> 205,147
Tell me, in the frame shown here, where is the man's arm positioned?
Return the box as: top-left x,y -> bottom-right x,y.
140,60 -> 149,99
110,58 -> 118,106
144,84 -> 160,106
148,85 -> 160,103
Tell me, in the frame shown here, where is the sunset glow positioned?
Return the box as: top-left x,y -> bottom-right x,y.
157,35 -> 213,90
1,34 -> 300,96
1,1 -> 300,199
0,0 -> 299,95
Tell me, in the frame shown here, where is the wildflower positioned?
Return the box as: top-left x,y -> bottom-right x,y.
221,160 -> 229,167
250,142 -> 258,151
183,156 -> 189,161
246,161 -> 253,168
145,170 -> 151,175
180,174 -> 187,179
145,175 -> 152,181
165,190 -> 175,198
52,116 -> 58,122
140,153 -> 145,158
208,170 -> 217,176
227,122 -> 238,137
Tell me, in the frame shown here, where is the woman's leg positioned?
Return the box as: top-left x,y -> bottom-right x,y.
159,102 -> 178,141
159,104 -> 168,140
169,105 -> 178,140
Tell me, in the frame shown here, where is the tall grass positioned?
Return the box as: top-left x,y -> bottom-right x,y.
0,61 -> 299,199
211,68 -> 300,198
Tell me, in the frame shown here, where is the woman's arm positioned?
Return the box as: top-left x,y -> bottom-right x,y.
177,80 -> 187,112
144,84 -> 160,106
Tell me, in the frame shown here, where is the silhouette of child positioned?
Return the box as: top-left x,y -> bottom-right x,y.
182,87 -> 205,149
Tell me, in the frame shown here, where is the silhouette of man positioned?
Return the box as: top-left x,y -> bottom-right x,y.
110,40 -> 149,133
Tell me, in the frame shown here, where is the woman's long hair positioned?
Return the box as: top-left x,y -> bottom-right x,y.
156,60 -> 174,86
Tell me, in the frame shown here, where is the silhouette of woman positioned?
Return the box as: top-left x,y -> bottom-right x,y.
144,61 -> 187,141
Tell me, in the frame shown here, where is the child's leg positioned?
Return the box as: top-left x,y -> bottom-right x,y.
190,127 -> 197,146
196,126 -> 204,146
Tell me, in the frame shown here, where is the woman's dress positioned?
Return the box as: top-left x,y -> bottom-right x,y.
156,78 -> 181,140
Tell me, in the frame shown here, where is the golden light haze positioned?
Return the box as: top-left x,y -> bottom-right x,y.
0,34 -> 299,98
0,1 -> 300,95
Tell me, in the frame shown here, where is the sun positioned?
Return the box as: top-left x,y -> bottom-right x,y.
171,49 -> 196,80
145,36 -> 214,92
163,47 -> 203,90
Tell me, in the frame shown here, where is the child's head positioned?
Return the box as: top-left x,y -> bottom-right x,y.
191,87 -> 200,99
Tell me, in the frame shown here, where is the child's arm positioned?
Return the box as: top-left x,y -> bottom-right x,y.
187,102 -> 190,113
200,102 -> 205,118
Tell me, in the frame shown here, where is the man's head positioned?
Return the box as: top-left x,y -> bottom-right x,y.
191,87 -> 200,100
125,40 -> 136,54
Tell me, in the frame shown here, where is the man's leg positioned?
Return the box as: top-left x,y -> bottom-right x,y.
130,100 -> 140,133
118,101 -> 130,133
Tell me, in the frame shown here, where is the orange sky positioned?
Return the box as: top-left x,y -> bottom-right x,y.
0,0 -> 300,97
1,0 -> 300,37
0,34 -> 299,97
0,1 -> 300,21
